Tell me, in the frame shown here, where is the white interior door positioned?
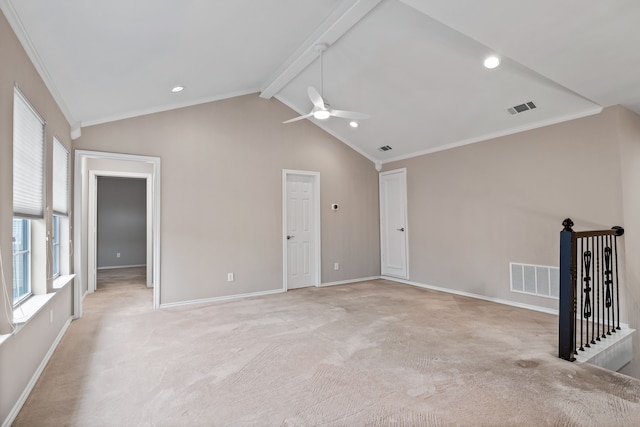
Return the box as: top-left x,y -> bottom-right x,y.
285,173 -> 318,289
380,168 -> 409,278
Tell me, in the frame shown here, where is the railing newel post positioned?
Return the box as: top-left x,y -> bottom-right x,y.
559,218 -> 576,361
559,220 -> 625,361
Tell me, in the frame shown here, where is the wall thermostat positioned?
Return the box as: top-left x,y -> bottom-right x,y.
331,204 -> 339,211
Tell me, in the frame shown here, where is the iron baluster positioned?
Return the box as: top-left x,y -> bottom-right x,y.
583,251 -> 592,323
604,245 -> 612,335
592,237 -> 600,341
579,238 -> 584,351
613,231 -> 621,330
599,238 -> 605,338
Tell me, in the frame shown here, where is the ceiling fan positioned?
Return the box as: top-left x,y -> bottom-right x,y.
283,44 -> 370,124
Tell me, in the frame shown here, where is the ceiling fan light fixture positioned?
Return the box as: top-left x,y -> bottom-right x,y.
483,56 -> 500,69
349,121 -> 359,128
171,86 -> 184,93
313,110 -> 331,120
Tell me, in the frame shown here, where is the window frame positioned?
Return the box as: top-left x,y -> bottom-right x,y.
52,215 -> 61,278
12,218 -> 32,305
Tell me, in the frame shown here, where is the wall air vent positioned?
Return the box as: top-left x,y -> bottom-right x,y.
510,262 -> 559,299
507,101 -> 537,115
378,145 -> 393,152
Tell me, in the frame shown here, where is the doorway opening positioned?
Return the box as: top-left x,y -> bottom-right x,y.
95,176 -> 149,293
89,173 -> 152,295
74,150 -> 161,318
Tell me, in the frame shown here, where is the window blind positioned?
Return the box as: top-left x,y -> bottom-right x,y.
52,137 -> 69,215
13,88 -> 45,218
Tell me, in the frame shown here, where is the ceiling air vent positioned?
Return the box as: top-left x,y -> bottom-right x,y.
507,101 -> 537,115
378,145 -> 393,152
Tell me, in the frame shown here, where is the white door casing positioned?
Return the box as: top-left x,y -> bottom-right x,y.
283,170 -> 320,290
380,168 -> 409,279
74,150 -> 161,317
88,170 -> 153,293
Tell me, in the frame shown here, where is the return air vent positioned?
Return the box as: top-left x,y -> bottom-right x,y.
507,101 -> 537,115
510,262 -> 559,299
378,145 -> 393,152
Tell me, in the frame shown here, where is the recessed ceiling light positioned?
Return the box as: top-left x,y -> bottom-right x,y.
171,86 -> 184,93
349,121 -> 359,128
483,56 -> 500,69
313,110 -> 331,120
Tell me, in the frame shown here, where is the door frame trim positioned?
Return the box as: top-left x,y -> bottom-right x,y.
74,150 -> 161,318
379,168 -> 409,279
87,170 -> 153,294
282,170 -> 321,291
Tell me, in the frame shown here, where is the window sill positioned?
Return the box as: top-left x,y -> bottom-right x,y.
12,274 -> 75,327
13,294 -> 55,325
0,275 -> 75,347
53,274 -> 75,290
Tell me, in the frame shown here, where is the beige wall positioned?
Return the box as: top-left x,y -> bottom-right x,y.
384,106 -> 640,376
0,285 -> 73,421
75,94 -> 381,305
384,107 -> 623,309
0,10 -> 74,423
617,106 -> 640,378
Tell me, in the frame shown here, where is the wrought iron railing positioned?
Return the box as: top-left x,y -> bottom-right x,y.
559,218 -> 624,361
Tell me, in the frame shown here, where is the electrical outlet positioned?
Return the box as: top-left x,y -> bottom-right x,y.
334,262 -> 339,271
116,252 -> 121,258
227,273 -> 234,282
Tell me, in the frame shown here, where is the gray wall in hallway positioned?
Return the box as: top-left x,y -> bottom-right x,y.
97,177 -> 147,268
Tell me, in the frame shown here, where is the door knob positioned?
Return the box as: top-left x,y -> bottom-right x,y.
397,227 -> 405,232
287,235 -> 294,240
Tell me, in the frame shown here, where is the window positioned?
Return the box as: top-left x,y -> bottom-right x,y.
13,87 -> 44,302
52,138 -> 69,215
13,88 -> 44,218
52,216 -> 60,278
13,218 -> 31,304
52,138 -> 69,278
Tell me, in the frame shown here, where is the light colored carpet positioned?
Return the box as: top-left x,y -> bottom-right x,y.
13,270 -> 640,426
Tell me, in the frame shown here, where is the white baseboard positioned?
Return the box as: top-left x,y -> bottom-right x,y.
160,278 -> 382,308
160,288 -> 285,309
97,264 -> 146,270
383,277 -> 560,316
159,275 -> 605,320
319,276 -> 382,287
2,317 -> 73,427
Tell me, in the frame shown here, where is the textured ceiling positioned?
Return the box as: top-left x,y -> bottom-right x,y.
2,0 -> 639,163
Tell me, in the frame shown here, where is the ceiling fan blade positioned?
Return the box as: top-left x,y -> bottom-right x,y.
330,109 -> 370,120
307,86 -> 325,109
282,112 -> 314,124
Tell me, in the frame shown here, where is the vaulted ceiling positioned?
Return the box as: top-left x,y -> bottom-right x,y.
2,0 -> 639,163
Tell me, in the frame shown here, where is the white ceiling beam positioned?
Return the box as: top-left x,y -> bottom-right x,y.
259,0 -> 383,99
